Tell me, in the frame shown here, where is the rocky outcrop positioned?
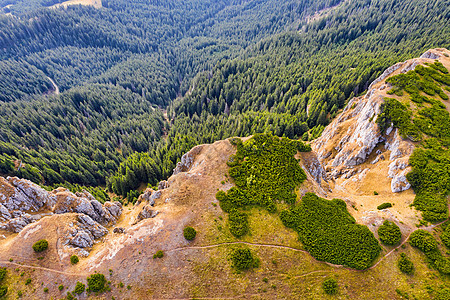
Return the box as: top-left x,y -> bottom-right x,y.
0,177 -> 122,233
67,214 -> 108,248
310,50 -> 439,192
0,176 -> 56,212
135,205 -> 159,224
158,180 -> 169,190
173,145 -> 203,175
137,188 -> 160,206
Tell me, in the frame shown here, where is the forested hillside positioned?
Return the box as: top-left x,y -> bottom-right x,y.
0,0 -> 449,198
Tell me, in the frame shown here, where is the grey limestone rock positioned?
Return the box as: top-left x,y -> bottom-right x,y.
70,231 -> 94,248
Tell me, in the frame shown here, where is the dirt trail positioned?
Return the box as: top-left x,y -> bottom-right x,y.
0,260 -> 85,277
46,76 -> 59,94
0,219 -> 446,280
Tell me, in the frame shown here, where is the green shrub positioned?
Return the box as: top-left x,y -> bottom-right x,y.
153,250 -> 164,259
398,253 -> 414,274
378,220 -> 402,245
409,230 -> 438,252
73,281 -> 85,294
0,268 -> 6,282
32,239 -> 48,252
43,288 -> 48,293
70,255 -> 79,265
183,226 -> 197,241
228,210 -> 249,237
230,248 -> 259,271
280,193 -> 380,270
58,285 -> 64,291
441,224 -> 450,248
0,286 -> 7,298
322,278 -> 338,295
25,278 -> 31,285
86,273 -> 106,293
377,203 -> 392,210
66,292 -> 75,300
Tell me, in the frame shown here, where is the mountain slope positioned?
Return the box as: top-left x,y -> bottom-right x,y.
0,49 -> 450,298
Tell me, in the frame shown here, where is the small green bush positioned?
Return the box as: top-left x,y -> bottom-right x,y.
183,226 -> 197,241
322,278 -> 338,295
86,273 -> 106,293
230,248 -> 259,271
73,282 -> 85,294
153,250 -> 164,259
377,202 -> 392,210
25,278 -> 31,285
70,255 -> 79,265
66,292 -> 75,300
58,285 -> 64,291
378,220 -> 402,245
398,253 -> 414,274
0,268 -> 6,282
32,239 -> 48,253
0,286 -> 7,297
228,209 -> 249,237
43,287 -> 48,293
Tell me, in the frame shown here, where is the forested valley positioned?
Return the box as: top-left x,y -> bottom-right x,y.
0,0 -> 449,200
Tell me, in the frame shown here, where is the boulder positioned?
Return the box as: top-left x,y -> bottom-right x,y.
70,231 -> 94,248
173,145 -> 203,175
158,180 -> 169,190
136,205 -> 159,223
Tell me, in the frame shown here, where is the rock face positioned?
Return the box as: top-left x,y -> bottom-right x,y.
310,50 -> 442,192
173,145 -> 204,175
135,205 -> 159,224
68,214 -> 108,248
0,177 -> 122,233
137,188 -> 160,206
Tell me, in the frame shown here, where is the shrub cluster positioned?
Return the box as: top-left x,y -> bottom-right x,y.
378,220 -> 402,245
228,210 -> 249,237
0,268 -> 6,298
441,224 -> 450,248
73,281 -> 85,294
32,239 -> 49,253
409,229 -> 450,274
0,286 -> 7,298
377,202 -> 392,210
217,133 -> 309,237
183,226 -> 197,241
397,253 -> 414,274
0,268 -> 6,282
230,248 -> 259,271
153,250 -> 164,259
280,193 -> 380,270
86,273 -> 107,293
322,278 -> 338,295
70,255 -> 79,265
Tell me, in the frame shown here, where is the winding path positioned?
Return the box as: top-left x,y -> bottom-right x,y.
0,220 -> 447,279
46,76 -> 59,95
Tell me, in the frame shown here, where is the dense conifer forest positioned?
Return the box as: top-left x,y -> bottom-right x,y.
0,0 -> 449,198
